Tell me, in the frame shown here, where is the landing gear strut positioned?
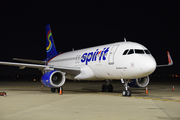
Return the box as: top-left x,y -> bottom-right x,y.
102,80 -> 113,92
122,79 -> 131,96
51,87 -> 63,93
51,88 -> 56,92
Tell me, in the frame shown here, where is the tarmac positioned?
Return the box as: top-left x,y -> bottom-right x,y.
0,78 -> 180,120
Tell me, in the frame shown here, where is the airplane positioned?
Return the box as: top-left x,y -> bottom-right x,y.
0,24 -> 173,96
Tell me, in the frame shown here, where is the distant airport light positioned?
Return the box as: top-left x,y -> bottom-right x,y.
34,79 -> 36,82
171,74 -> 178,77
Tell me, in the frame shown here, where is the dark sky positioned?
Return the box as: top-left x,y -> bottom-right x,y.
0,1 -> 179,76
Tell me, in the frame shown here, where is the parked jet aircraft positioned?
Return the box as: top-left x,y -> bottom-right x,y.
0,25 -> 173,96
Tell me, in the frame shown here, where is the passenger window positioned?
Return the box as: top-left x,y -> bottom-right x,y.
135,49 -> 144,54
128,49 -> 134,55
123,49 -> 129,55
144,50 -> 151,54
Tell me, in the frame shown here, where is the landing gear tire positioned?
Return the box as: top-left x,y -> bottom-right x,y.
51,87 -> 63,93
102,80 -> 114,92
122,90 -> 131,96
127,90 -> 131,96
51,88 -> 56,92
122,90 -> 127,96
102,84 -> 107,92
108,84 -> 113,92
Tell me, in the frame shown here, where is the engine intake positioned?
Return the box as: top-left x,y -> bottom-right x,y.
128,76 -> 149,87
41,70 -> 66,88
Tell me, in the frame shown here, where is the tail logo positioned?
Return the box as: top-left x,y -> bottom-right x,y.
46,30 -> 52,52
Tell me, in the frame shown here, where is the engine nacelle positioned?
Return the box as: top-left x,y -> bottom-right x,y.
128,76 -> 149,87
41,70 -> 66,88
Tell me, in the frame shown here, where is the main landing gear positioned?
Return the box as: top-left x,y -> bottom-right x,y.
101,79 -> 131,97
102,80 -> 113,92
122,79 -> 131,96
51,87 -> 63,93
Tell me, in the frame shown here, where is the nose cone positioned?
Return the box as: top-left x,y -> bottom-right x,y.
140,56 -> 156,76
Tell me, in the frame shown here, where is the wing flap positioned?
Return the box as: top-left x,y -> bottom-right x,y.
13,58 -> 46,64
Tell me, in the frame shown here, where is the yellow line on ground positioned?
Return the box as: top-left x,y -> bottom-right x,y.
97,93 -> 180,102
131,96 -> 180,102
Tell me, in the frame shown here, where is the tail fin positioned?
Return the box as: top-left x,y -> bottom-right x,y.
46,24 -> 58,59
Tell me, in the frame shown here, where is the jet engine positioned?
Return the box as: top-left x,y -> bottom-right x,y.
128,76 -> 149,87
41,70 -> 66,88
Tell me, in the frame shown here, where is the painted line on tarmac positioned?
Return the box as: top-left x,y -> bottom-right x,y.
131,96 -> 180,102
97,92 -> 180,102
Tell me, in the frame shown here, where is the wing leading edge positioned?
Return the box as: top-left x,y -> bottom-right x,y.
0,61 -> 80,75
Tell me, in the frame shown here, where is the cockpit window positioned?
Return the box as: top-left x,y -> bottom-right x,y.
123,49 -> 151,55
144,50 -> 151,54
128,49 -> 134,55
135,49 -> 144,54
123,49 -> 129,55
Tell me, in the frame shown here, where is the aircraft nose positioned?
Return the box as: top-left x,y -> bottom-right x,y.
140,56 -> 156,76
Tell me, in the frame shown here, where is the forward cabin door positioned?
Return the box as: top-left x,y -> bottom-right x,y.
108,45 -> 119,65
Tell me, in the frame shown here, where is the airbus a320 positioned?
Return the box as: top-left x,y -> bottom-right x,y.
0,25 -> 173,96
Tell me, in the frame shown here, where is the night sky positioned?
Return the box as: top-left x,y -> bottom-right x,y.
0,1 -> 179,76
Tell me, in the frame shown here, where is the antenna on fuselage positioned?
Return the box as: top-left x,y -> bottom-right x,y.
124,38 -> 127,42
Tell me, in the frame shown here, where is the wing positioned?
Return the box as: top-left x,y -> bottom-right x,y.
13,58 -> 46,64
157,51 -> 173,67
54,66 -> 80,75
0,61 -> 80,75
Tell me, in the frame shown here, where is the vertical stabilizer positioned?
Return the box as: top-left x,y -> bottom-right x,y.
46,24 -> 58,59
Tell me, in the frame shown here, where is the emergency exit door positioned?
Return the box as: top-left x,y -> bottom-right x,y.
108,45 -> 119,65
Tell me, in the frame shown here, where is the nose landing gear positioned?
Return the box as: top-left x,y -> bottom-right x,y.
122,79 -> 131,96
122,90 -> 131,96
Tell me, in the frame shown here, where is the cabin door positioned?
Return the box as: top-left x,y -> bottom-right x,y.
108,45 -> 119,65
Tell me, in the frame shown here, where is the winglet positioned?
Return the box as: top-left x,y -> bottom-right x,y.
167,51 -> 173,65
157,51 -> 173,67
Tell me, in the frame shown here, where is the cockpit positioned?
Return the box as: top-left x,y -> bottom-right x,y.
123,49 -> 151,55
